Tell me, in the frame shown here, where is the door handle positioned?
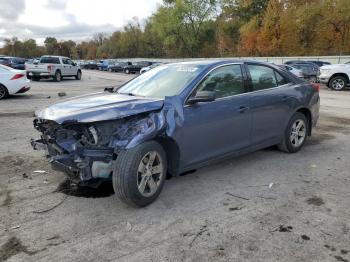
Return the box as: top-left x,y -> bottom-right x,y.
237,106 -> 249,113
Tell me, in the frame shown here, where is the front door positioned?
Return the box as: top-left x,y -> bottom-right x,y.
177,64 -> 252,169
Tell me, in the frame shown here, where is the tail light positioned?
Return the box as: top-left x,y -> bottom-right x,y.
312,83 -> 320,92
47,65 -> 52,73
10,74 -> 25,80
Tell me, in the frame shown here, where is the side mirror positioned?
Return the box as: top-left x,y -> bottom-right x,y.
187,91 -> 215,105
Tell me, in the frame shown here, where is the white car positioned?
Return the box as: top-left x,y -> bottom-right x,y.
0,64 -> 30,99
279,65 -> 304,78
319,63 -> 350,90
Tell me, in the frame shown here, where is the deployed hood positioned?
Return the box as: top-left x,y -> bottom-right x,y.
36,92 -> 164,124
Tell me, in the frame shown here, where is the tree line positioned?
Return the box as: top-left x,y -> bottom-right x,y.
1,0 -> 349,59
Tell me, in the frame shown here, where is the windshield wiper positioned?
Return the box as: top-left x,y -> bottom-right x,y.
118,92 -> 138,96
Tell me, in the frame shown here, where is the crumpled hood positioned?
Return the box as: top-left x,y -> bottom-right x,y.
36,92 -> 164,124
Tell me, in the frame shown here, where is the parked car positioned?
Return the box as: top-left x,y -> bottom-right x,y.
319,63 -> 350,90
0,64 -> 30,99
98,60 -> 113,71
25,56 -> 82,82
285,60 -> 319,71
307,60 -> 331,67
31,60 -> 320,207
289,63 -> 319,83
278,65 -> 304,78
124,61 -> 152,74
140,62 -> 163,74
83,61 -> 99,70
108,62 -> 132,72
0,57 -> 27,70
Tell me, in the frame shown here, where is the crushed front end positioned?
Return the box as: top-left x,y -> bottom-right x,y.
31,113 -> 165,183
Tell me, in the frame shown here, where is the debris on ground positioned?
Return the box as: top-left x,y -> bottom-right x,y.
270,225 -> 293,233
22,173 -> 28,178
189,225 -> 208,247
301,235 -> 310,240
306,196 -> 325,206
269,183 -> 274,189
58,92 -> 66,97
33,196 -> 68,214
229,206 -> 243,211
126,222 -> 132,232
10,225 -> 21,230
33,170 -> 47,174
225,192 -> 250,200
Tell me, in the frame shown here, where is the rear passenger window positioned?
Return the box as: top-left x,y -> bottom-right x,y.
275,71 -> 289,86
40,57 -> 60,64
196,65 -> 244,98
247,65 -> 277,90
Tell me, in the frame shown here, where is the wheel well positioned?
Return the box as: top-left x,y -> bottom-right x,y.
155,137 -> 180,176
329,73 -> 349,85
297,108 -> 312,136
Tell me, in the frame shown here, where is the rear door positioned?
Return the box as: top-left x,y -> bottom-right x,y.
178,64 -> 252,168
61,58 -> 71,76
245,63 -> 294,145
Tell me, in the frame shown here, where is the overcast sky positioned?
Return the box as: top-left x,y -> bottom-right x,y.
0,0 -> 162,47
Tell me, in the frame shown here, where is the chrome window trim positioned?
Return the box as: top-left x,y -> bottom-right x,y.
184,63 -> 293,107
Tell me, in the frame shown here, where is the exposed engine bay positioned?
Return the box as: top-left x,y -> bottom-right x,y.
31,112 -> 166,183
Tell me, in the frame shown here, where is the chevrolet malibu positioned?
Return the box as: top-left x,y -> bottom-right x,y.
31,60 -> 320,207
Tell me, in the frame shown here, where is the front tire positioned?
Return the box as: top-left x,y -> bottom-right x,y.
278,112 -> 308,153
75,70 -> 82,80
0,85 -> 9,100
329,76 -> 347,91
113,141 -> 167,207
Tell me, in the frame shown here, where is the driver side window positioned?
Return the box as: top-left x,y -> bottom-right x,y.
195,65 -> 244,99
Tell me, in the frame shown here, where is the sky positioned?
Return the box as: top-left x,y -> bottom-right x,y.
0,0 -> 162,47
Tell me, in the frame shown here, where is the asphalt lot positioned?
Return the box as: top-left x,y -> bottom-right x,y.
0,70 -> 349,262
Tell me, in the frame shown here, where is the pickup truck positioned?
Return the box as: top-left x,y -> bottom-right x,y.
319,62 -> 350,90
25,56 -> 82,82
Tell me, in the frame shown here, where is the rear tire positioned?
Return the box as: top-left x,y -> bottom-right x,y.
329,76 -> 347,91
278,112 -> 308,153
0,85 -> 9,100
113,141 -> 167,207
53,71 -> 62,82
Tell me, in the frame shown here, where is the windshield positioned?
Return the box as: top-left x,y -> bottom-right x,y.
117,64 -> 204,98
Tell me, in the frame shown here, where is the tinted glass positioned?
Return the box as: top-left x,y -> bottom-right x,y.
196,65 -> 244,98
247,65 -> 277,90
118,64 -> 205,98
275,71 -> 289,86
40,57 -> 60,64
62,58 -> 69,64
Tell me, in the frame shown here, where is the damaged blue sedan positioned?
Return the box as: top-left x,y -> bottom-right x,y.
31,60 -> 320,206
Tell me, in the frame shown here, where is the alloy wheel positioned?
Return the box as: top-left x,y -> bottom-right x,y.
137,151 -> 163,197
290,119 -> 306,147
332,79 -> 345,90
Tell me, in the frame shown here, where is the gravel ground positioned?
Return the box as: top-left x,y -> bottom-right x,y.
0,70 -> 349,262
